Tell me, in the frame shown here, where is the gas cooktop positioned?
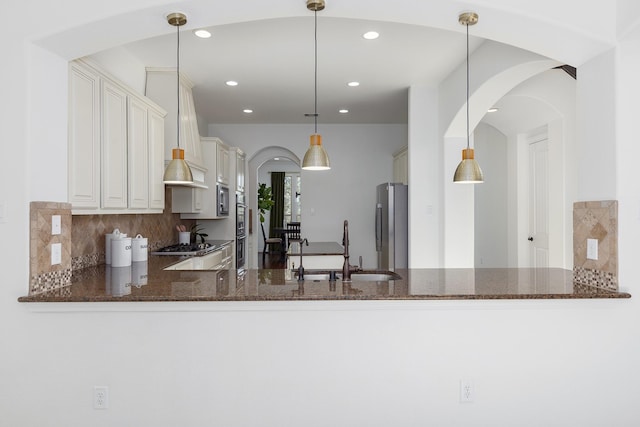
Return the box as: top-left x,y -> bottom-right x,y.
151,240 -> 231,257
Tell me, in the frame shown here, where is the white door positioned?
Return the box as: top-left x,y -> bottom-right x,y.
528,134 -> 549,269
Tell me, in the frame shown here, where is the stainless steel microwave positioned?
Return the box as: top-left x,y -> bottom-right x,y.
217,184 -> 230,216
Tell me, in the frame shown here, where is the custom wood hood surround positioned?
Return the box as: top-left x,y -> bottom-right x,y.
145,68 -> 208,189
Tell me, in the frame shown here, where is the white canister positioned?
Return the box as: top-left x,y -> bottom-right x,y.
111,236 -> 132,267
109,266 -> 132,297
105,228 -> 127,265
131,234 -> 148,262
131,261 -> 148,287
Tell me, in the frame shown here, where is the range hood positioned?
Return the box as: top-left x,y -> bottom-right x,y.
145,67 -> 208,189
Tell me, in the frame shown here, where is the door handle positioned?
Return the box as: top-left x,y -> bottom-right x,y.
527,236 -> 534,242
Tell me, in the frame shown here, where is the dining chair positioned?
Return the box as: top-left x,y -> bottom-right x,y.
285,222 -> 301,250
261,223 -> 283,264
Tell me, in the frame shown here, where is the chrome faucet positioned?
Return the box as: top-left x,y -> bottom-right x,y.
342,220 -> 352,282
297,238 -> 309,282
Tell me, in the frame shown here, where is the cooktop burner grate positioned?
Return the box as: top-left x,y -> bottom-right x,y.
151,240 -> 231,256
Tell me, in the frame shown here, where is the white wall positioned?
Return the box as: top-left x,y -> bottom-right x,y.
576,49 -> 617,201
209,124 -> 407,268
408,85 -> 442,268
474,123 -> 508,267
3,2 -> 640,427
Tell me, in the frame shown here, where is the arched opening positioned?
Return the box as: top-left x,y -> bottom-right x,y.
247,146 -> 301,269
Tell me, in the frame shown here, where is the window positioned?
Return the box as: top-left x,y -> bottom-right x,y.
284,172 -> 301,224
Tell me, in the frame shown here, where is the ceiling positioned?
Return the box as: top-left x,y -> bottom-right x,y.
116,15 -> 484,125
38,0 -> 617,128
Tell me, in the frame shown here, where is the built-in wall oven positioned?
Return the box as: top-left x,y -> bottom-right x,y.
236,193 -> 246,269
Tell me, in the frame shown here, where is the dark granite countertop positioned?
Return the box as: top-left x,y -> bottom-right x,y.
18,256 -> 631,302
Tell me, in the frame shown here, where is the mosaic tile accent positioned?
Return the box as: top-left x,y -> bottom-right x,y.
573,200 -> 618,291
572,266 -> 617,291
30,268 -> 73,294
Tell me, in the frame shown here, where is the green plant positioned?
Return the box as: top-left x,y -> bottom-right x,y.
257,183 -> 275,223
190,224 -> 208,244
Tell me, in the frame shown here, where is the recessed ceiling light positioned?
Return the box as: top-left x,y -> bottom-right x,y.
347,81 -> 360,87
362,31 -> 379,40
243,109 -> 253,114
193,29 -> 211,39
487,107 -> 499,113
339,109 -> 349,114
226,80 -> 239,86
274,157 -> 280,161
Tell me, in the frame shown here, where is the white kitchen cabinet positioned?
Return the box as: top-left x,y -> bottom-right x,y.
216,141 -> 230,186
127,96 -> 148,209
148,109 -> 166,210
235,148 -> 246,193
172,186 -> 203,213
68,62 -> 100,209
100,80 -> 128,209
128,97 -> 167,210
393,146 -> 408,185
163,242 -> 234,270
174,137 -> 233,218
68,59 -> 167,214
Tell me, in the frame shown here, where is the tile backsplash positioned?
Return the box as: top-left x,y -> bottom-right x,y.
573,200 -> 618,291
29,202 -> 73,294
29,188 -> 194,294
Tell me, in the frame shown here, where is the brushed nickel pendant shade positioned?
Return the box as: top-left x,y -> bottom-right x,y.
163,12 -> 194,185
302,0 -> 330,171
453,12 -> 484,184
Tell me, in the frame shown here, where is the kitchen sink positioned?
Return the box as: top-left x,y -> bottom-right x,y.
298,270 -> 402,282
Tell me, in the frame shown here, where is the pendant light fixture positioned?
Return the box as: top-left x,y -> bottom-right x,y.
453,12 -> 484,184
163,12 -> 194,185
302,0 -> 331,171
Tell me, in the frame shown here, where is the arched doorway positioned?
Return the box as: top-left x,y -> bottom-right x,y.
247,147 -> 301,269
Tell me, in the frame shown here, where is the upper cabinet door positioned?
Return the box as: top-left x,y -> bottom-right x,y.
68,63 -> 100,209
128,97 -> 149,209
101,80 -> 128,209
148,108 -> 166,210
236,150 -> 246,193
216,141 -> 230,186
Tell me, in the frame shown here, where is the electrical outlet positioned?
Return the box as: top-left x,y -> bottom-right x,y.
587,238 -> 598,260
51,243 -> 62,265
51,215 -> 61,235
93,386 -> 109,409
460,379 -> 474,403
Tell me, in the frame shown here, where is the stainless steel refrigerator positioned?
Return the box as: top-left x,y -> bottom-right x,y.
375,183 -> 408,270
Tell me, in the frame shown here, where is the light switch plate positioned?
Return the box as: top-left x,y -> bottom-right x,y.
587,238 -> 598,260
52,215 -> 61,235
51,243 -> 62,265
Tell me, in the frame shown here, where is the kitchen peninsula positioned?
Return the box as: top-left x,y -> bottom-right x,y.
18,256 -> 630,302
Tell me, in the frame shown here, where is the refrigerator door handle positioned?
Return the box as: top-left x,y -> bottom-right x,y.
375,203 -> 383,251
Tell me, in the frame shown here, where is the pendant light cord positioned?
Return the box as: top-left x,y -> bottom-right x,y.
176,23 -> 181,149
466,21 -> 470,151
314,9 -> 318,134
